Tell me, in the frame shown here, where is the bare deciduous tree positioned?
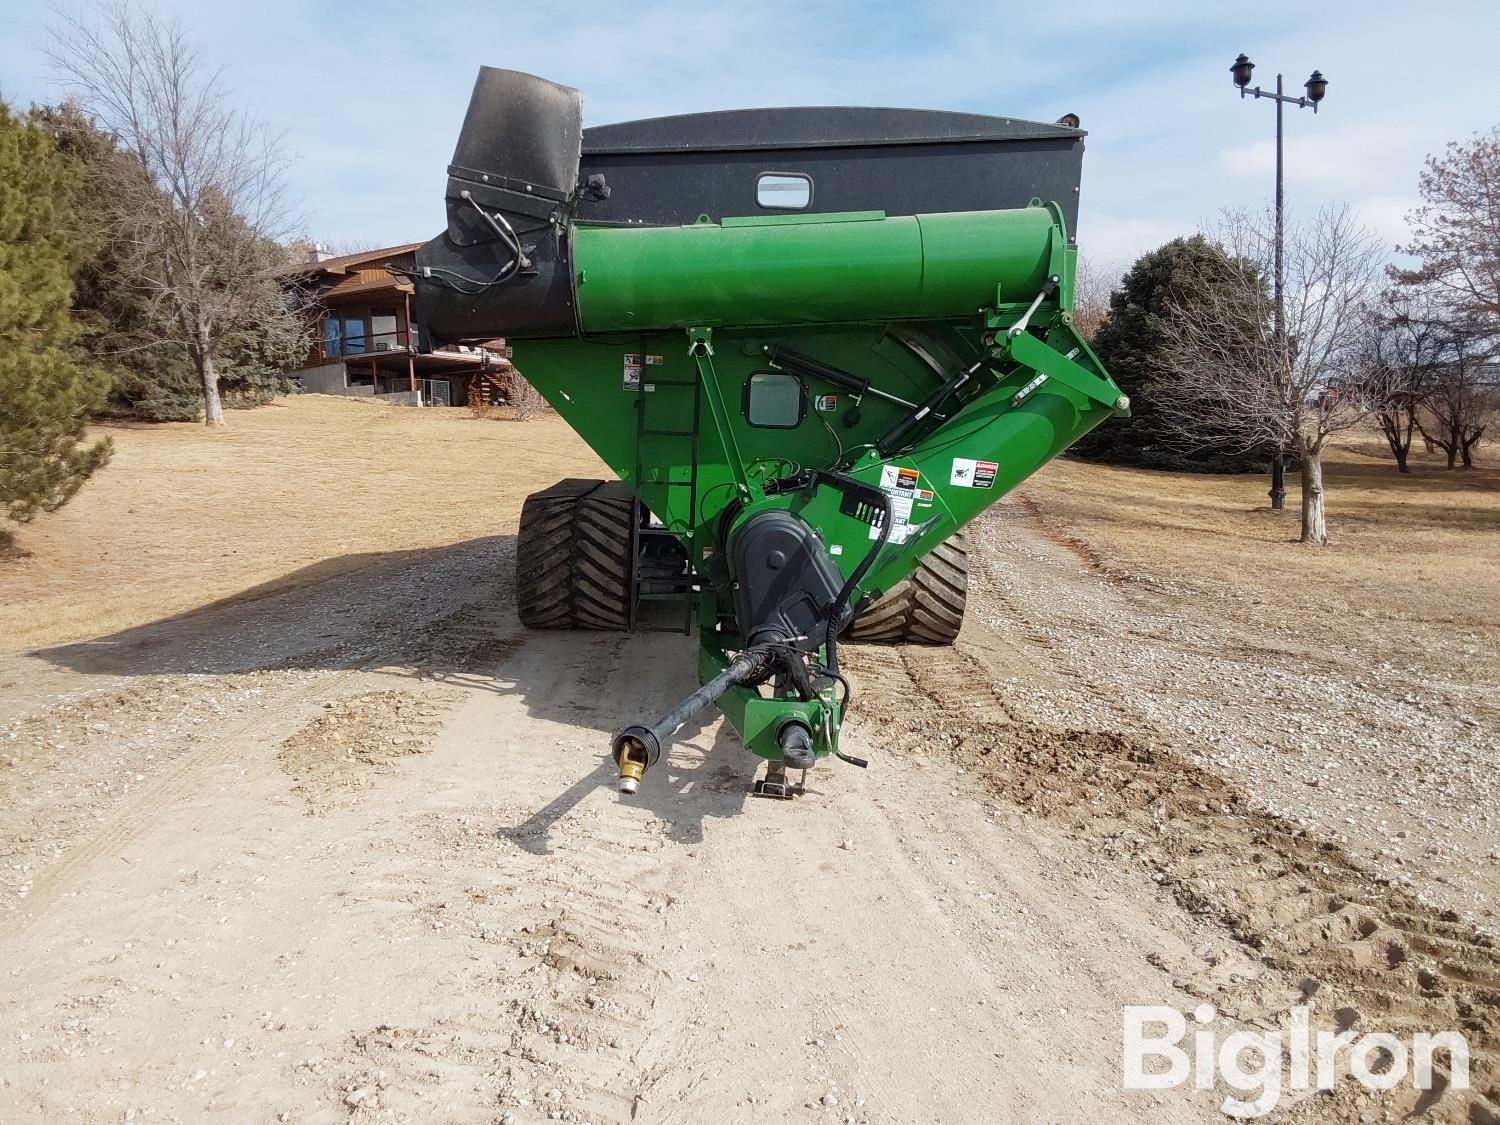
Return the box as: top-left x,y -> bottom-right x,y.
1388,126 -> 1500,468
1415,328 -> 1497,469
1071,254 -> 1116,342
1391,126 -> 1500,336
1153,205 -> 1385,545
1361,291 -> 1449,473
48,2 -> 300,426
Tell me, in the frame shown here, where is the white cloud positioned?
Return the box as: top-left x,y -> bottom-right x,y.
1,0 -> 1495,261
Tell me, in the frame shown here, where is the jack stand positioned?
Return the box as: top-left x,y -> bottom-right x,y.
752,760 -> 806,800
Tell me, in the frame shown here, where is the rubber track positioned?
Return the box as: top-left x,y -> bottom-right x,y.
516,479 -> 634,631
845,531 -> 968,645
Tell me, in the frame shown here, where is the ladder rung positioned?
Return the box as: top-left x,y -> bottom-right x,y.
638,525 -> 682,536
641,428 -> 696,437
642,379 -> 697,387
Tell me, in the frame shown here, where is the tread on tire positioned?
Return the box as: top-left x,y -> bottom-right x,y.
844,531 -> 967,646
516,479 -> 634,631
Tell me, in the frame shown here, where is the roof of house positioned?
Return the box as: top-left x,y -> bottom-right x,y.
280,242 -> 423,278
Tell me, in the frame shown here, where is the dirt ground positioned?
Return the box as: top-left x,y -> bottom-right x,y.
0,396 -> 1495,1124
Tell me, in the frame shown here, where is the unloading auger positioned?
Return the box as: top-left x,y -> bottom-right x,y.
413,68 -> 1126,798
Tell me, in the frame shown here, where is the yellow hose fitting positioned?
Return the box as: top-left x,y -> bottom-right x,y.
611,725 -> 660,795
616,747 -> 648,794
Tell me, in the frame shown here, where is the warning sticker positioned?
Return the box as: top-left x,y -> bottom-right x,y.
915,488 -> 934,507
870,521 -> 915,543
880,465 -> 920,492
872,465 -> 921,542
951,458 -> 998,488
815,394 -> 838,412
623,353 -> 663,391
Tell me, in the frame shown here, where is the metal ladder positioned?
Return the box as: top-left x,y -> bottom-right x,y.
629,339 -> 700,635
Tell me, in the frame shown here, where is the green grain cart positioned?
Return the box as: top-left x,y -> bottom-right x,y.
413,68 -> 1125,797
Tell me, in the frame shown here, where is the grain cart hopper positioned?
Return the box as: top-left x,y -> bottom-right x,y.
413,68 -> 1126,797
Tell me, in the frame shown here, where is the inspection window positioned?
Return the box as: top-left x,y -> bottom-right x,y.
743,371 -> 805,428
756,172 -> 812,210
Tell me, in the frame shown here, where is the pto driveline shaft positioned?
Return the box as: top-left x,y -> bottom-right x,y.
611,650 -> 766,794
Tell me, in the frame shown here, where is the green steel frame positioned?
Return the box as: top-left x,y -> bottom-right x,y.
512,201 -> 1125,766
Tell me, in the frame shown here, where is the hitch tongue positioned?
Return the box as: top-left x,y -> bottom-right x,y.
778,721 -> 816,770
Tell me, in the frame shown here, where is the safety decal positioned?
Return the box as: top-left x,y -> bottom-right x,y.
950,458 -> 998,488
623,353 -> 663,391
872,465 -> 920,542
815,394 -> 838,412
869,521 -> 914,544
879,465 -> 920,492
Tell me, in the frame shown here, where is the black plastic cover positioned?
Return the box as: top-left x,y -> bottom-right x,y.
450,67 -> 583,201
729,510 -> 847,649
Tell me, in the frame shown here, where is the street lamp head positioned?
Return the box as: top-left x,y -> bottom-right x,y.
1231,53 -> 1255,89
1304,70 -> 1328,104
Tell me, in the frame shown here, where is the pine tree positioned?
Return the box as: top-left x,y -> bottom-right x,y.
1072,236 -> 1269,472
37,102 -> 204,422
0,102 -> 111,525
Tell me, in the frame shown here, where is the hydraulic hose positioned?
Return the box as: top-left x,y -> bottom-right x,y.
823,488 -> 891,686
760,468 -> 891,690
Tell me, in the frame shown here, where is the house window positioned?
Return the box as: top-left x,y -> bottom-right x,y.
321,317 -> 341,359
342,314 -> 367,355
370,310 -> 399,351
756,172 -> 812,210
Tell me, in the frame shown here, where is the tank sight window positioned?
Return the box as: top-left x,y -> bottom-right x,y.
756,172 -> 812,210
744,371 -> 805,428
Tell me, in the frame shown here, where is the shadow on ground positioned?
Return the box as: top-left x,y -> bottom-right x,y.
36,535 -> 518,678
31,532 -> 758,845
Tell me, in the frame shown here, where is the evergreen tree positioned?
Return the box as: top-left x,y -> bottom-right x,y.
1073,235 -> 1269,472
0,102 -> 111,526
36,102 -> 202,421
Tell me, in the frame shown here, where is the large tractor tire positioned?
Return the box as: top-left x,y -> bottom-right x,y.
845,531 -> 968,645
516,479 -> 634,630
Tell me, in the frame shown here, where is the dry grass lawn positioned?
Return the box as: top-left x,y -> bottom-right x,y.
1025,435 -> 1500,689
0,396 -> 606,652
2,397 -> 1496,690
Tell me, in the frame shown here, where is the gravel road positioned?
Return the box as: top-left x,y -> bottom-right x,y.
0,493 -> 1494,1124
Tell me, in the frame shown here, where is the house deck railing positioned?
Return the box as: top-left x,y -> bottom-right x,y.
312,331 -> 499,367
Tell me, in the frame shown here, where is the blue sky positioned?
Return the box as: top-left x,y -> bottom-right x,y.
2,0 -> 1497,276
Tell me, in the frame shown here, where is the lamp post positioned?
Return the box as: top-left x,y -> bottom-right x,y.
1230,54 -> 1328,511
